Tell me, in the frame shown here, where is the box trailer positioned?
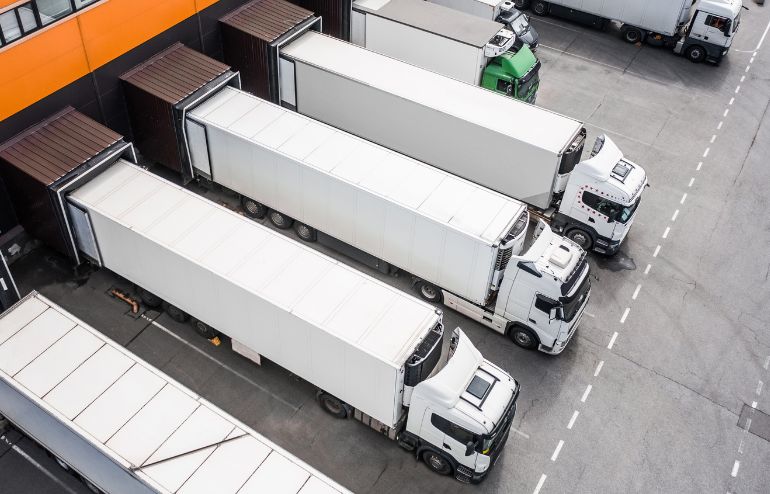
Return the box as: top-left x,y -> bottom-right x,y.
515,0 -> 742,63
351,0 -> 540,103
261,31 -> 647,254
0,109 -> 520,482
0,292 -> 351,494
427,0 -> 540,48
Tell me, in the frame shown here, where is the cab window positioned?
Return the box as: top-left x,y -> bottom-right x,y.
431,414 -> 475,444
582,191 -> 621,218
496,78 -> 513,95
705,15 -> 727,30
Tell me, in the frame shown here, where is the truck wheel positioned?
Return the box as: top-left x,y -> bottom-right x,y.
566,228 -> 594,251
191,318 -> 218,339
317,392 -> 349,419
268,210 -> 294,230
294,222 -> 317,242
138,288 -> 162,308
509,325 -> 539,350
417,281 -> 443,304
622,26 -> 643,44
241,196 -> 267,219
685,45 -> 706,63
514,0 -> 530,8
53,455 -> 71,472
531,0 -> 548,16
163,302 -> 189,323
83,478 -> 102,494
421,450 -> 453,476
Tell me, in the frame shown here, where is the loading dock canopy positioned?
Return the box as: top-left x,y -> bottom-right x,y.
220,0 -> 316,43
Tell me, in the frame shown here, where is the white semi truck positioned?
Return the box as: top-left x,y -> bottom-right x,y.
52,159 -> 520,483
428,0 -> 540,48
270,31 -> 647,254
180,86 -> 589,354
0,292 -> 351,494
351,0 -> 541,103
515,0 -> 743,63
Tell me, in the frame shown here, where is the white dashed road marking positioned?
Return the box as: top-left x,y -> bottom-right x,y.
731,460 -> 740,477
757,381 -> 764,396
581,385 -> 592,403
662,227 -> 670,239
567,411 -> 579,430
703,147 -> 710,158
672,210 -> 680,221
594,361 -> 604,377
681,193 -> 688,205
607,332 -> 618,350
653,245 -> 661,257
644,264 -> 652,275
688,178 -> 695,187
632,284 -> 641,300
533,474 -> 547,494
551,440 -> 565,462
620,308 -> 630,324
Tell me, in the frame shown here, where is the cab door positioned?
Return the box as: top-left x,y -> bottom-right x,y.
430,414 -> 477,470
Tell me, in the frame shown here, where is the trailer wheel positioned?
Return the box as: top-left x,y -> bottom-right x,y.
531,0 -> 548,16
514,0 -> 530,8
138,288 -> 162,308
241,196 -> 267,219
508,325 -> 539,350
685,45 -> 706,63
268,210 -> 294,230
163,302 -> 189,323
53,455 -> 71,472
317,392 -> 349,419
294,222 -> 317,242
566,228 -> 594,251
621,26 -> 643,44
417,281 -> 443,304
421,450 -> 453,476
83,478 -> 102,494
191,318 -> 218,339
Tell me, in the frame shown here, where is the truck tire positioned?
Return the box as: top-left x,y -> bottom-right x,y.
53,455 -> 71,472
621,26 -> 644,44
685,45 -> 706,63
83,478 -> 102,494
294,222 -> 317,242
241,196 -> 267,219
317,392 -> 349,419
421,450 -> 453,476
531,0 -> 548,16
191,318 -> 218,339
268,210 -> 294,230
163,302 -> 189,323
566,228 -> 594,251
508,325 -> 539,350
138,288 -> 162,308
416,281 -> 443,304
514,0 -> 530,8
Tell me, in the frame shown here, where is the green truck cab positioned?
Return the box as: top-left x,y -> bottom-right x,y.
482,45 -> 541,103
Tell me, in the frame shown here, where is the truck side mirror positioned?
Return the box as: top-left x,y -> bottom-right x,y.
465,441 -> 476,456
549,307 -> 558,321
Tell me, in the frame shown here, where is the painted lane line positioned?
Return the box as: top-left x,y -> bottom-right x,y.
757,380 -> 764,396
662,227 -> 670,239
2,440 -> 80,494
710,134 -> 717,144
608,332 -> 618,350
513,428 -> 531,439
584,311 -> 596,318
644,264 -> 652,275
551,440 -> 565,461
746,65 -> 751,73
581,385 -> 592,403
731,460 -> 740,477
688,178 -> 695,188
717,121 -> 723,130
740,75 -> 746,83
653,245 -> 661,258
533,474 -> 547,494
620,308 -> 630,324
752,401 -> 758,409
632,284 -> 642,300
735,85 -> 741,94
746,418 -> 752,430
757,16 -> 770,51
703,147 -> 710,158
729,97 -> 735,105
594,360 -> 604,377
151,321 -> 299,411
696,161 -> 703,171
681,193 -> 688,205
738,436 -> 745,454
567,411 -> 579,430
751,57 -> 755,63
724,108 -> 730,117
764,355 -> 769,370
672,210 -> 680,222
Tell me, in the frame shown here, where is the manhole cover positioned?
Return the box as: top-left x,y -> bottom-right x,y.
737,404 -> 770,443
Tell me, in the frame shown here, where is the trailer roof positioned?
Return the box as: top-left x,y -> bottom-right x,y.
0,292 -> 350,494
190,87 -> 525,244
220,0 -> 315,42
120,43 -> 231,105
353,0 -> 503,47
69,161 -> 440,369
0,107 -> 121,185
282,32 -> 584,154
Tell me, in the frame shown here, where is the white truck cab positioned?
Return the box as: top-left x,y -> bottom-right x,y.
554,135 -> 648,254
675,0 -> 743,63
401,328 -> 519,483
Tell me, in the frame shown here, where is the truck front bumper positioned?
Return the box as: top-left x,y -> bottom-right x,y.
593,236 -> 622,255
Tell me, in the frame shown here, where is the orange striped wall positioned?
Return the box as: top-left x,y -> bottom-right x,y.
0,0 -> 222,121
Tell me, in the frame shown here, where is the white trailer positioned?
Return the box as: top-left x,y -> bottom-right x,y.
61,159 -> 519,483
0,292 -> 350,494
428,0 -> 540,48
350,0 -> 540,103
275,31 -> 647,254
184,86 -> 589,354
515,0 -> 742,63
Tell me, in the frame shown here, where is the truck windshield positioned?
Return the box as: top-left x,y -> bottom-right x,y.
618,196 -> 641,224
560,275 -> 590,323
